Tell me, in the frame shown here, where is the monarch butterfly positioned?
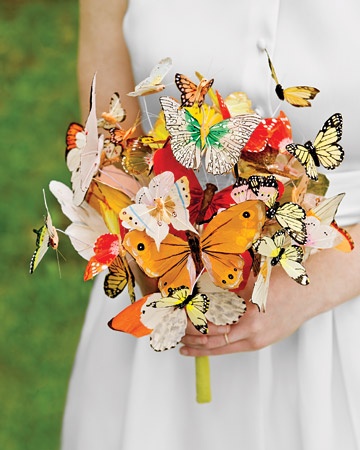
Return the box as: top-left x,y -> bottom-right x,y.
175,73 -> 214,108
286,113 -> 344,181
265,49 -> 320,107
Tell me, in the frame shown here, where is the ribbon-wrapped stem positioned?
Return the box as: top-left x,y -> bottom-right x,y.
195,356 -> 211,403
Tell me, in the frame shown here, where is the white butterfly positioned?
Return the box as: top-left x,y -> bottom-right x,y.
97,92 -> 126,129
69,74 -> 104,206
119,171 -> 196,249
49,180 -> 108,260
127,57 -> 172,97
304,193 -> 349,250
160,96 -> 261,175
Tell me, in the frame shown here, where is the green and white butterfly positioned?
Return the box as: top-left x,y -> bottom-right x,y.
159,96 -> 261,175
30,189 -> 59,274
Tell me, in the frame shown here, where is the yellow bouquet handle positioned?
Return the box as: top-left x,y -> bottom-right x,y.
195,356 -> 211,403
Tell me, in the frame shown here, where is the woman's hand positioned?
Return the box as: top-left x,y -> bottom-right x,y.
180,223 -> 360,356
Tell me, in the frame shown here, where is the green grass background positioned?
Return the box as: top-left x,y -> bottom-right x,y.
0,1 -> 93,448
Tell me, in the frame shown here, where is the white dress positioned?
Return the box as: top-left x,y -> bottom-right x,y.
61,1 -> 360,449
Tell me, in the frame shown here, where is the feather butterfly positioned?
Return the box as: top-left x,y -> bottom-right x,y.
160,96 -> 261,175
285,113 -> 344,181
175,73 -> 214,108
265,49 -> 320,107
69,74 -> 104,206
252,229 -> 309,311
232,175 -> 307,244
30,190 -> 59,273
109,286 -> 209,351
97,92 -> 126,129
127,57 -> 172,96
123,200 -> 266,295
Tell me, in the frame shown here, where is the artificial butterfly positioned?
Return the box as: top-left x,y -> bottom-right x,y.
123,200 -> 266,295
49,180 -> 108,261
265,49 -> 320,107
243,111 -> 293,153
196,272 -> 247,324
127,57 -> 172,96
120,171 -> 196,249
121,138 -> 154,177
65,122 -> 85,172
252,229 -> 309,311
232,175 -> 307,244
84,233 -> 135,301
97,92 -> 126,129
109,286 -> 209,351
69,74 -> 104,206
152,143 -> 234,225
175,73 -> 214,108
160,96 -> 261,175
304,193 -> 354,252
286,113 -> 344,181
30,189 -> 59,273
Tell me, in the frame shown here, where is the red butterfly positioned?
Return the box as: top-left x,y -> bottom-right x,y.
243,111 -> 292,153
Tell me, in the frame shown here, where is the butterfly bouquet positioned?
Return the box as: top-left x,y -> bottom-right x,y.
31,54 -> 354,402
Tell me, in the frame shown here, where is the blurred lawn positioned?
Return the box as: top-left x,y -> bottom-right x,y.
0,1 -> 92,449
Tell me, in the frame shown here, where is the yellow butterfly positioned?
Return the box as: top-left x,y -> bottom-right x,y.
286,113 -> 344,181
265,49 -> 320,107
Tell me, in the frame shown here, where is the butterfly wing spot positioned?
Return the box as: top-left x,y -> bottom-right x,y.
275,84 -> 285,101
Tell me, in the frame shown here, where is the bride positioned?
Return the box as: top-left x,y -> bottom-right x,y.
61,1 -> 360,449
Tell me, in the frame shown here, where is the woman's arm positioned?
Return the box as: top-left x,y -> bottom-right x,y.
180,222 -> 360,356
78,0 -> 139,124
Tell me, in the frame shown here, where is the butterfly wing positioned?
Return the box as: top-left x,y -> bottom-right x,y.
200,201 -> 265,289
123,230 -> 196,295
286,142 -> 318,180
279,246 -> 309,285
283,86 -> 320,107
312,113 -> 344,169
104,255 -> 136,302
160,96 -> 202,169
65,122 -> 86,171
72,74 -> 103,206
271,202 -> 307,244
204,113 -> 261,174
84,233 -> 120,280
251,255 -> 272,312
128,57 -> 172,96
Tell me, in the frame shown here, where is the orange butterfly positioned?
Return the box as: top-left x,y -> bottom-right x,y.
175,73 -> 214,108
123,200 -> 266,295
